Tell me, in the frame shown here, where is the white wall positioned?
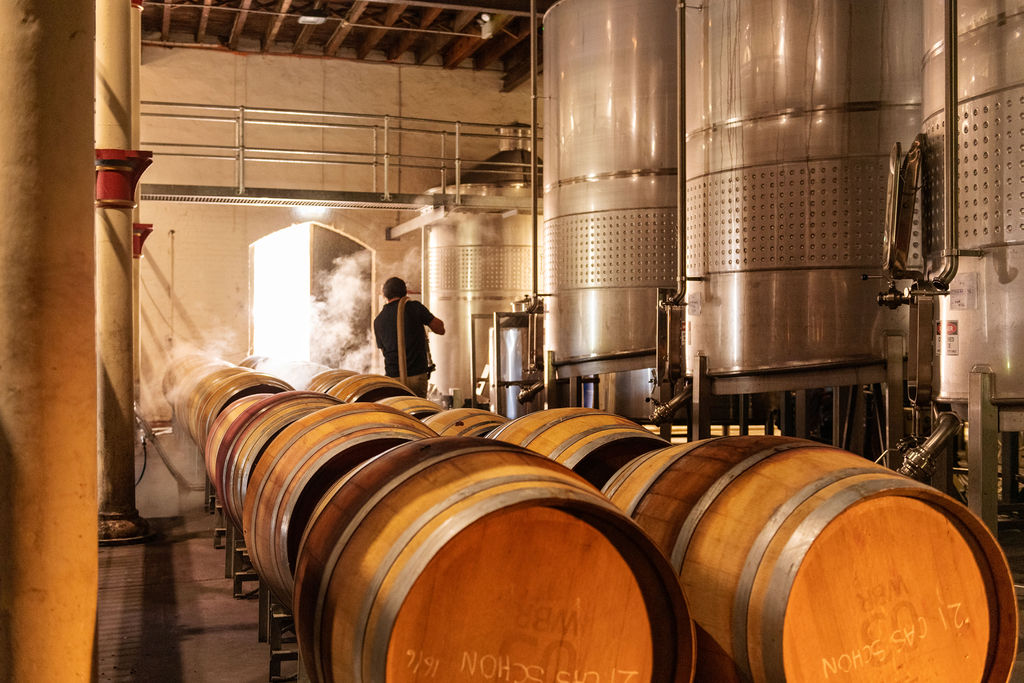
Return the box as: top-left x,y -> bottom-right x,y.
138,46 -> 537,420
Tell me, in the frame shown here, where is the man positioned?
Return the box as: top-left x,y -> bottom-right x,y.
373,276 -> 445,398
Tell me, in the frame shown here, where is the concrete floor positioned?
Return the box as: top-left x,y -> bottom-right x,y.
96,429 -> 1024,683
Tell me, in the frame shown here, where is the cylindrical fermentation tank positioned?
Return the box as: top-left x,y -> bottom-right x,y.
924,0 -> 1024,403
685,0 -> 919,375
426,131 -> 536,404
543,0 -> 678,367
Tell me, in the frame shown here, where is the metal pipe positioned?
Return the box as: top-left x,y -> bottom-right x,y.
897,411 -> 963,482
933,0 -> 960,288
530,0 -> 539,298
143,0 -> 539,20
650,382 -> 693,425
518,380 -> 544,404
674,0 -> 686,301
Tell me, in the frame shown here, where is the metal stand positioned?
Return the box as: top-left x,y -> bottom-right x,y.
224,522 -> 258,597
967,366 -> 1024,534
268,598 -> 298,682
687,335 -> 906,456
212,498 -> 226,550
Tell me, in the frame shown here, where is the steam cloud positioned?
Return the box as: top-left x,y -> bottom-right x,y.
310,251 -> 378,373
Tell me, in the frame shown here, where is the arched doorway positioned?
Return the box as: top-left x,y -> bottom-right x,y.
249,221 -> 375,371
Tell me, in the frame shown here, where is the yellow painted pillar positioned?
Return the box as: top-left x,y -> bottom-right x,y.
0,1 -> 98,680
96,0 -> 150,542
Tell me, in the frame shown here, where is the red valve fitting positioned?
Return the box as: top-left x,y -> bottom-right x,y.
95,149 -> 153,209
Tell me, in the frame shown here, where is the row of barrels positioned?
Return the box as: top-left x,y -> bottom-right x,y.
165,355 -> 1018,683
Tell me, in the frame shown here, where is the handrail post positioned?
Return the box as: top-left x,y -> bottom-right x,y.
454,121 -> 462,205
372,125 -> 378,194
383,114 -> 391,200
236,105 -> 246,194
440,131 -> 448,195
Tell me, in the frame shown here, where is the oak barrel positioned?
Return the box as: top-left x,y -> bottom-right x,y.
602,435 -> 1018,683
375,395 -> 443,419
488,407 -> 669,487
292,437 -> 696,683
306,369 -> 359,393
326,373 -> 415,402
203,393 -> 270,484
242,403 -> 437,605
161,354 -> 231,409
420,408 -> 509,437
185,365 -> 293,447
218,391 -> 341,528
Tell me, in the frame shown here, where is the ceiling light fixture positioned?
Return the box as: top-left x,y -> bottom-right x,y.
297,8 -> 328,25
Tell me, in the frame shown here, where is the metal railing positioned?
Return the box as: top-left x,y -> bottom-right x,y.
140,101 -> 541,203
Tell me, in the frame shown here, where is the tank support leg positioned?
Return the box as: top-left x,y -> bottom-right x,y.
968,367 -> 998,533
884,334 -> 906,457
691,354 -> 712,440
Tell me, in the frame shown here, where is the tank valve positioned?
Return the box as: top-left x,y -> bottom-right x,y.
895,412 -> 963,482
649,383 -> 693,425
877,282 -> 912,309
517,381 -> 544,404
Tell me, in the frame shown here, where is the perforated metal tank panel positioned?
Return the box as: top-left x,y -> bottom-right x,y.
685,0 -> 917,375
542,0 -> 678,363
426,213 -> 534,402
924,0 -> 1024,402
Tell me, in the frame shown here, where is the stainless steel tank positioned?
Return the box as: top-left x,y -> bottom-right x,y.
426,159 -> 535,403
542,0 -> 678,367
924,0 -> 1024,403
685,0 -> 919,375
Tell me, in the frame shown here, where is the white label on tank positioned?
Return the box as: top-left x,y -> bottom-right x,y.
950,272 -> 979,310
687,291 -> 702,316
937,320 -> 959,357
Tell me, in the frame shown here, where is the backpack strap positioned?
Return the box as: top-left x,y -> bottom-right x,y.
396,296 -> 409,383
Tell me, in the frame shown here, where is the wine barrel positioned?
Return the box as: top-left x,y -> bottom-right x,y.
375,395 -> 443,419
186,366 -> 293,448
327,373 -> 414,402
219,391 -> 341,529
167,357 -> 234,425
292,437 -> 696,683
488,407 -> 668,487
602,435 -> 1018,683
243,403 -> 437,606
238,354 -> 268,369
203,393 -> 270,484
161,354 -> 231,409
420,408 -> 509,437
306,369 -> 359,393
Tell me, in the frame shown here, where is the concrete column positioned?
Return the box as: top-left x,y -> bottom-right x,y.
0,1 -> 98,680
96,0 -> 149,541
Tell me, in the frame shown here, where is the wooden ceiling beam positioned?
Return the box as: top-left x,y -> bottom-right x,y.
196,0 -> 213,43
501,46 -> 540,92
228,0 -> 254,50
292,0 -> 324,53
263,0 -> 292,49
324,0 -> 368,56
357,4 -> 408,60
443,13 -> 509,68
387,6 -> 442,62
415,8 -> 475,64
472,15 -> 522,70
161,0 -> 173,40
